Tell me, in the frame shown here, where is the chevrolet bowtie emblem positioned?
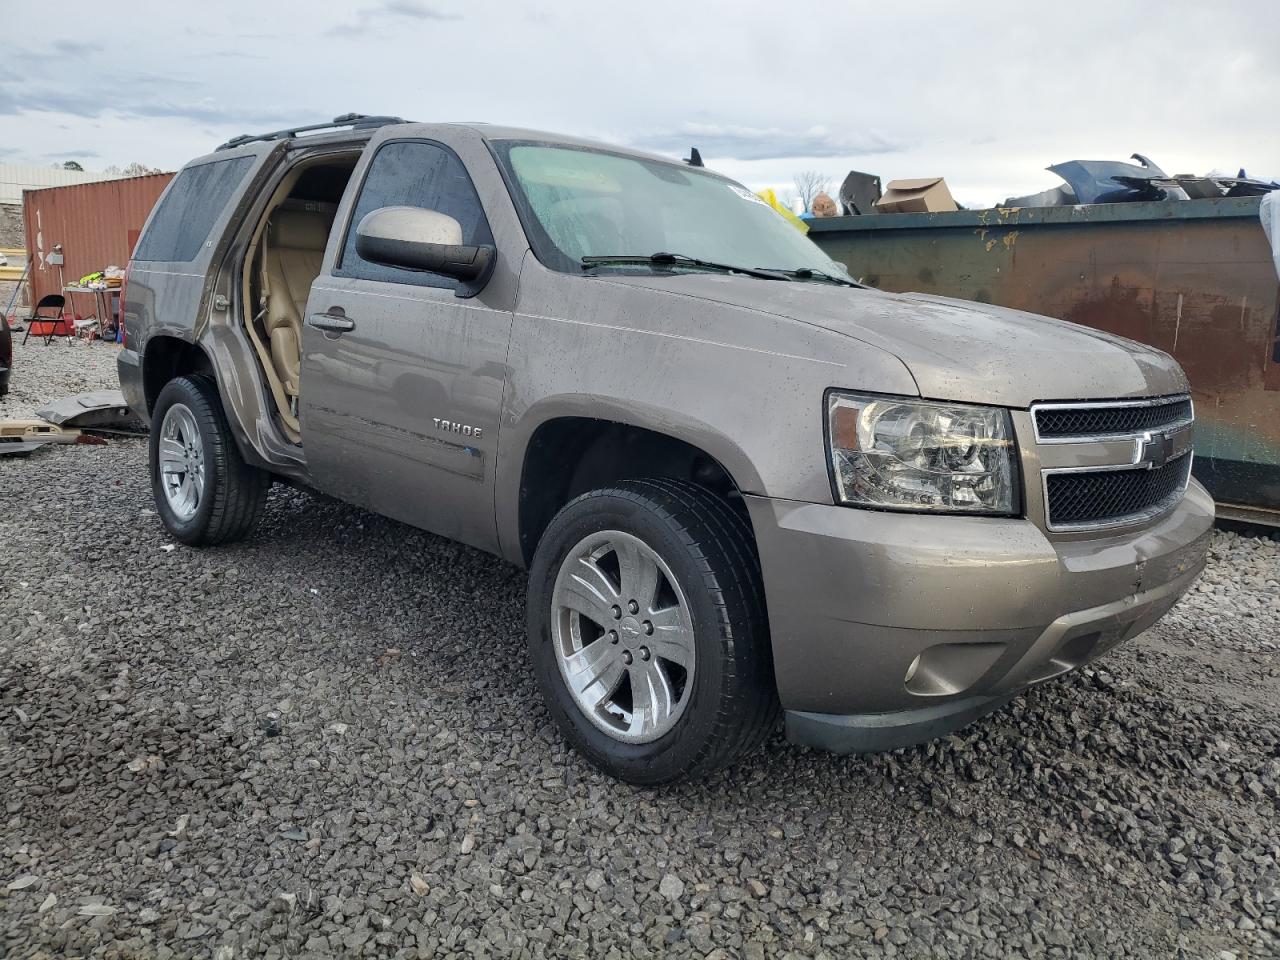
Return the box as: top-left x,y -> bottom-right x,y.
1134,425 -> 1191,470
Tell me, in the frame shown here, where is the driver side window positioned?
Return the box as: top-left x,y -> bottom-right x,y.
337,140 -> 492,289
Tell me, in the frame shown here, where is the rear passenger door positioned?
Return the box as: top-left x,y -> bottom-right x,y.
127,142 -> 284,353
299,136 -> 514,553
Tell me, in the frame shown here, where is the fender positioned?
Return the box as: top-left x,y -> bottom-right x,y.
494,393 -> 764,565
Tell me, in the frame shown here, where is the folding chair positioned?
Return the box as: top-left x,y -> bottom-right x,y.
22,295 -> 68,346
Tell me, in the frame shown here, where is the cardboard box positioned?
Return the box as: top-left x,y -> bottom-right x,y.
873,177 -> 958,214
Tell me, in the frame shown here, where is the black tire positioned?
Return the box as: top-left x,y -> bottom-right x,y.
527,479 -> 779,785
0,314 -> 11,396
149,375 -> 270,546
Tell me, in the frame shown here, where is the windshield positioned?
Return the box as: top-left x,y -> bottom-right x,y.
492,141 -> 852,280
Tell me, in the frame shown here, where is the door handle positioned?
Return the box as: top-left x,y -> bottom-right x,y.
308,310 -> 355,333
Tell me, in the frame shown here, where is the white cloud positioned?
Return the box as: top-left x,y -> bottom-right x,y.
325,0 -> 462,37
627,122 -> 904,162
0,0 -> 1274,206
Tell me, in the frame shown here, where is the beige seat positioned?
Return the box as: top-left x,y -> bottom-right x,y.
261,207 -> 331,399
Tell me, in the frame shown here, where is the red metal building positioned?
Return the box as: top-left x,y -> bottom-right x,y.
22,172 -> 173,309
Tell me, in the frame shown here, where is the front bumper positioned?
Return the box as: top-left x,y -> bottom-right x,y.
744,479 -> 1213,753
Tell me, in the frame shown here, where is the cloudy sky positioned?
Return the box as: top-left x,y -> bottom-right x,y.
3,0 -> 1275,208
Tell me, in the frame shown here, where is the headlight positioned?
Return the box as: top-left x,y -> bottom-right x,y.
826,391 -> 1018,514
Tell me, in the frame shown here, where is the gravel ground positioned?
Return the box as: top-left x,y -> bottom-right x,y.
1,337 -> 1278,959
1,281 -> 24,318
0,334 -> 121,421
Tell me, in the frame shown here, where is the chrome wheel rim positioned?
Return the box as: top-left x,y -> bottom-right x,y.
551,530 -> 696,744
157,403 -> 205,522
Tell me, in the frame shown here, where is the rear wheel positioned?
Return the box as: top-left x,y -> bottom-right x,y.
149,375 -> 270,546
527,479 -> 778,784
0,315 -> 11,395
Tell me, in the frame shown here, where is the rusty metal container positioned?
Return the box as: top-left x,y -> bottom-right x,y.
22,173 -> 173,308
809,197 -> 1280,523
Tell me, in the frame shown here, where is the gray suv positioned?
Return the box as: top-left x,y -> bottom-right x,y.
118,115 -> 1213,784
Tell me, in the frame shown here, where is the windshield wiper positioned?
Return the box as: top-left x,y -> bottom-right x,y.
582,252 -> 790,282
765,266 -> 862,288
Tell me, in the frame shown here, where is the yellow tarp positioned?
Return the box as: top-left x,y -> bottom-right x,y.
755,188 -> 808,234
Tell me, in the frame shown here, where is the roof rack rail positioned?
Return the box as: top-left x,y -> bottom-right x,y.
216,113 -> 408,151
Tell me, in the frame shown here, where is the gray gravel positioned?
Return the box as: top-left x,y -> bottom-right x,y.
2,337 -> 1278,959
0,334 -> 121,421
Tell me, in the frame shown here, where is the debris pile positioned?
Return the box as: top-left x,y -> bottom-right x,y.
826,154 -> 1279,216
0,389 -> 144,457
1005,154 -> 1279,208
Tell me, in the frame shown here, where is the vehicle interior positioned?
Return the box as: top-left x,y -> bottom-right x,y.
241,153 -> 359,443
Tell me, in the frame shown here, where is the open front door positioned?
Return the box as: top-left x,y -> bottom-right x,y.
299,132 -> 515,554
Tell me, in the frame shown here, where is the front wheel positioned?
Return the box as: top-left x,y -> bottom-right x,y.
526,479 -> 779,785
149,375 -> 270,546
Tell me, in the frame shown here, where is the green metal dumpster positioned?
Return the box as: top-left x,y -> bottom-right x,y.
808,197 -> 1280,524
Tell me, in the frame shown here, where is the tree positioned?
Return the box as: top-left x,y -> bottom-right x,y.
123,161 -> 162,176
62,160 -> 85,171
792,170 -> 830,213
104,162 -> 164,177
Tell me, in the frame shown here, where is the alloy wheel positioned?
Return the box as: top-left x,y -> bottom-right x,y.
550,530 -> 697,743
157,402 -> 206,522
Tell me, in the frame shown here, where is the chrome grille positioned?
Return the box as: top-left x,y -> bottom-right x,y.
1034,396 -> 1192,442
1033,395 -> 1195,531
1044,453 -> 1192,529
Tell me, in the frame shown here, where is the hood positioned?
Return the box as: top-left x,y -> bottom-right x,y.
595,274 -> 1188,407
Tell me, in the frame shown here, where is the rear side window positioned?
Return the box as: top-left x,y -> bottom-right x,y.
133,156 -> 253,262
336,140 -> 492,290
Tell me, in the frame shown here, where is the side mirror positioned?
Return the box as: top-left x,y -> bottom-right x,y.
354,205 -> 495,296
